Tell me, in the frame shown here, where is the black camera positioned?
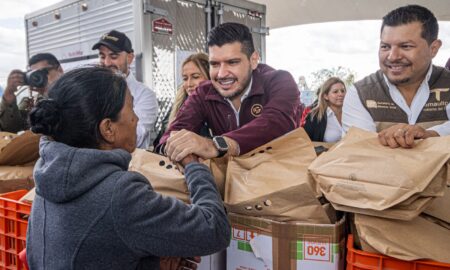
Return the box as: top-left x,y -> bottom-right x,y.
23,69 -> 49,88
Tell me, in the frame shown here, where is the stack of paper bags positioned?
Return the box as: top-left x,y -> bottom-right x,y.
0,131 -> 40,193
225,128 -> 331,223
309,127 -> 450,262
309,127 -> 449,220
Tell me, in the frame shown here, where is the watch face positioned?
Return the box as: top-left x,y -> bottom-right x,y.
214,136 -> 228,150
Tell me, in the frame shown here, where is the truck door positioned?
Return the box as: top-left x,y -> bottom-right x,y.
25,0 -> 135,70
211,0 -> 267,62
146,0 -> 266,137
143,0 -> 209,135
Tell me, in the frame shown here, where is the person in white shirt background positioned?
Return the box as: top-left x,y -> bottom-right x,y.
303,77 -> 346,142
342,4 -> 450,148
92,30 -> 159,149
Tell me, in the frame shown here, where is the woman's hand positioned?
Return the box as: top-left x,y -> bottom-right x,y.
179,154 -> 199,167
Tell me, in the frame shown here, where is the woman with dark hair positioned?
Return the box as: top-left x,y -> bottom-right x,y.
304,77 -> 347,142
26,67 -> 230,270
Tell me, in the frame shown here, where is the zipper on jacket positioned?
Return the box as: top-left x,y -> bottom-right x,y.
227,114 -> 233,131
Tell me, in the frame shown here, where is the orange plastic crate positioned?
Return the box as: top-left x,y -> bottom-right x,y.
0,190 -> 31,270
346,234 -> 450,270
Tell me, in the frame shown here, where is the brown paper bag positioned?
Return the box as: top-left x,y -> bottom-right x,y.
129,149 -> 190,203
329,168 -> 445,220
203,156 -> 228,198
0,165 -> 35,193
331,195 -> 433,220
227,183 -> 330,223
421,213 -> 450,230
355,213 -> 450,263
225,128 -> 330,223
309,128 -> 449,213
424,186 -> 450,223
333,171 -> 446,220
0,131 -> 40,166
129,149 -> 226,203
0,132 -> 15,149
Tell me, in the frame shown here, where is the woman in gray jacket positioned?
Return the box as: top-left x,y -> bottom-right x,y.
26,66 -> 230,270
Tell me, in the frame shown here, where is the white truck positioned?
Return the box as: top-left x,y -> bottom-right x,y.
25,0 -> 267,136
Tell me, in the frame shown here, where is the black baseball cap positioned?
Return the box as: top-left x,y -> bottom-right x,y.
92,30 -> 133,53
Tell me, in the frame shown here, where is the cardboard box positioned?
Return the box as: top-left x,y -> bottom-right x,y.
198,250 -> 226,270
227,213 -> 345,270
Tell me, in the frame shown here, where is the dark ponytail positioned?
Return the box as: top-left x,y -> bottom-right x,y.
29,66 -> 127,149
29,99 -> 62,136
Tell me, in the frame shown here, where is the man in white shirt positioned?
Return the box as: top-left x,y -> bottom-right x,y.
343,5 -> 450,148
92,30 -> 159,149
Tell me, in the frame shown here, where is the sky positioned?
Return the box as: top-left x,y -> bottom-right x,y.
0,0 -> 449,89
267,21 -> 450,89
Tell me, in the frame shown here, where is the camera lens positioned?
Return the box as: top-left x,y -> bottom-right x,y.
25,69 -> 48,88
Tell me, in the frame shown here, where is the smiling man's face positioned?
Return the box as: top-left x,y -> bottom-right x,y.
208,42 -> 258,100
378,21 -> 441,87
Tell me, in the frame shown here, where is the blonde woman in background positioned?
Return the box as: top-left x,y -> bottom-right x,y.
168,53 -> 210,124
304,77 -> 346,142
154,53 -> 211,147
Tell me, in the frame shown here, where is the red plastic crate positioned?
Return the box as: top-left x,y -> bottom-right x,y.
346,234 -> 450,270
0,190 -> 31,270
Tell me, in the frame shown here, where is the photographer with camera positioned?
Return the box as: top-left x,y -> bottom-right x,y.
0,53 -> 63,133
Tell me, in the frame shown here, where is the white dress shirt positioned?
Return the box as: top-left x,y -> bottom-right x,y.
126,72 -> 159,148
342,66 -> 450,136
225,78 -> 253,127
324,107 -> 344,142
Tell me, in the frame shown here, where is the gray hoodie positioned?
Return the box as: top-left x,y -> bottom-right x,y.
26,138 -> 230,270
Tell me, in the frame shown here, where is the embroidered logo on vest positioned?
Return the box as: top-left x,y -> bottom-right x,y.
366,100 -> 397,109
423,88 -> 450,112
430,88 -> 450,101
366,100 -> 377,108
251,104 -> 263,117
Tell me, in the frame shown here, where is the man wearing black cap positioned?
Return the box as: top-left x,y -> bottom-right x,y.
92,30 -> 158,149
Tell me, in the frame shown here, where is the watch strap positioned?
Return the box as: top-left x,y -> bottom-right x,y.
213,136 -> 228,158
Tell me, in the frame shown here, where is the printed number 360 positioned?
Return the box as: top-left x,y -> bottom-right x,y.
307,246 -> 326,256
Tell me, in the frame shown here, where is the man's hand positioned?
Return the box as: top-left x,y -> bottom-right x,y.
3,70 -> 24,104
165,129 -> 218,162
378,124 -> 439,148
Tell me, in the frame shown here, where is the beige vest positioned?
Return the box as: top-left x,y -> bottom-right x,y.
355,66 -> 450,132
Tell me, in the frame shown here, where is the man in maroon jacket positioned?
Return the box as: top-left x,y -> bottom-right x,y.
159,22 -> 300,162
